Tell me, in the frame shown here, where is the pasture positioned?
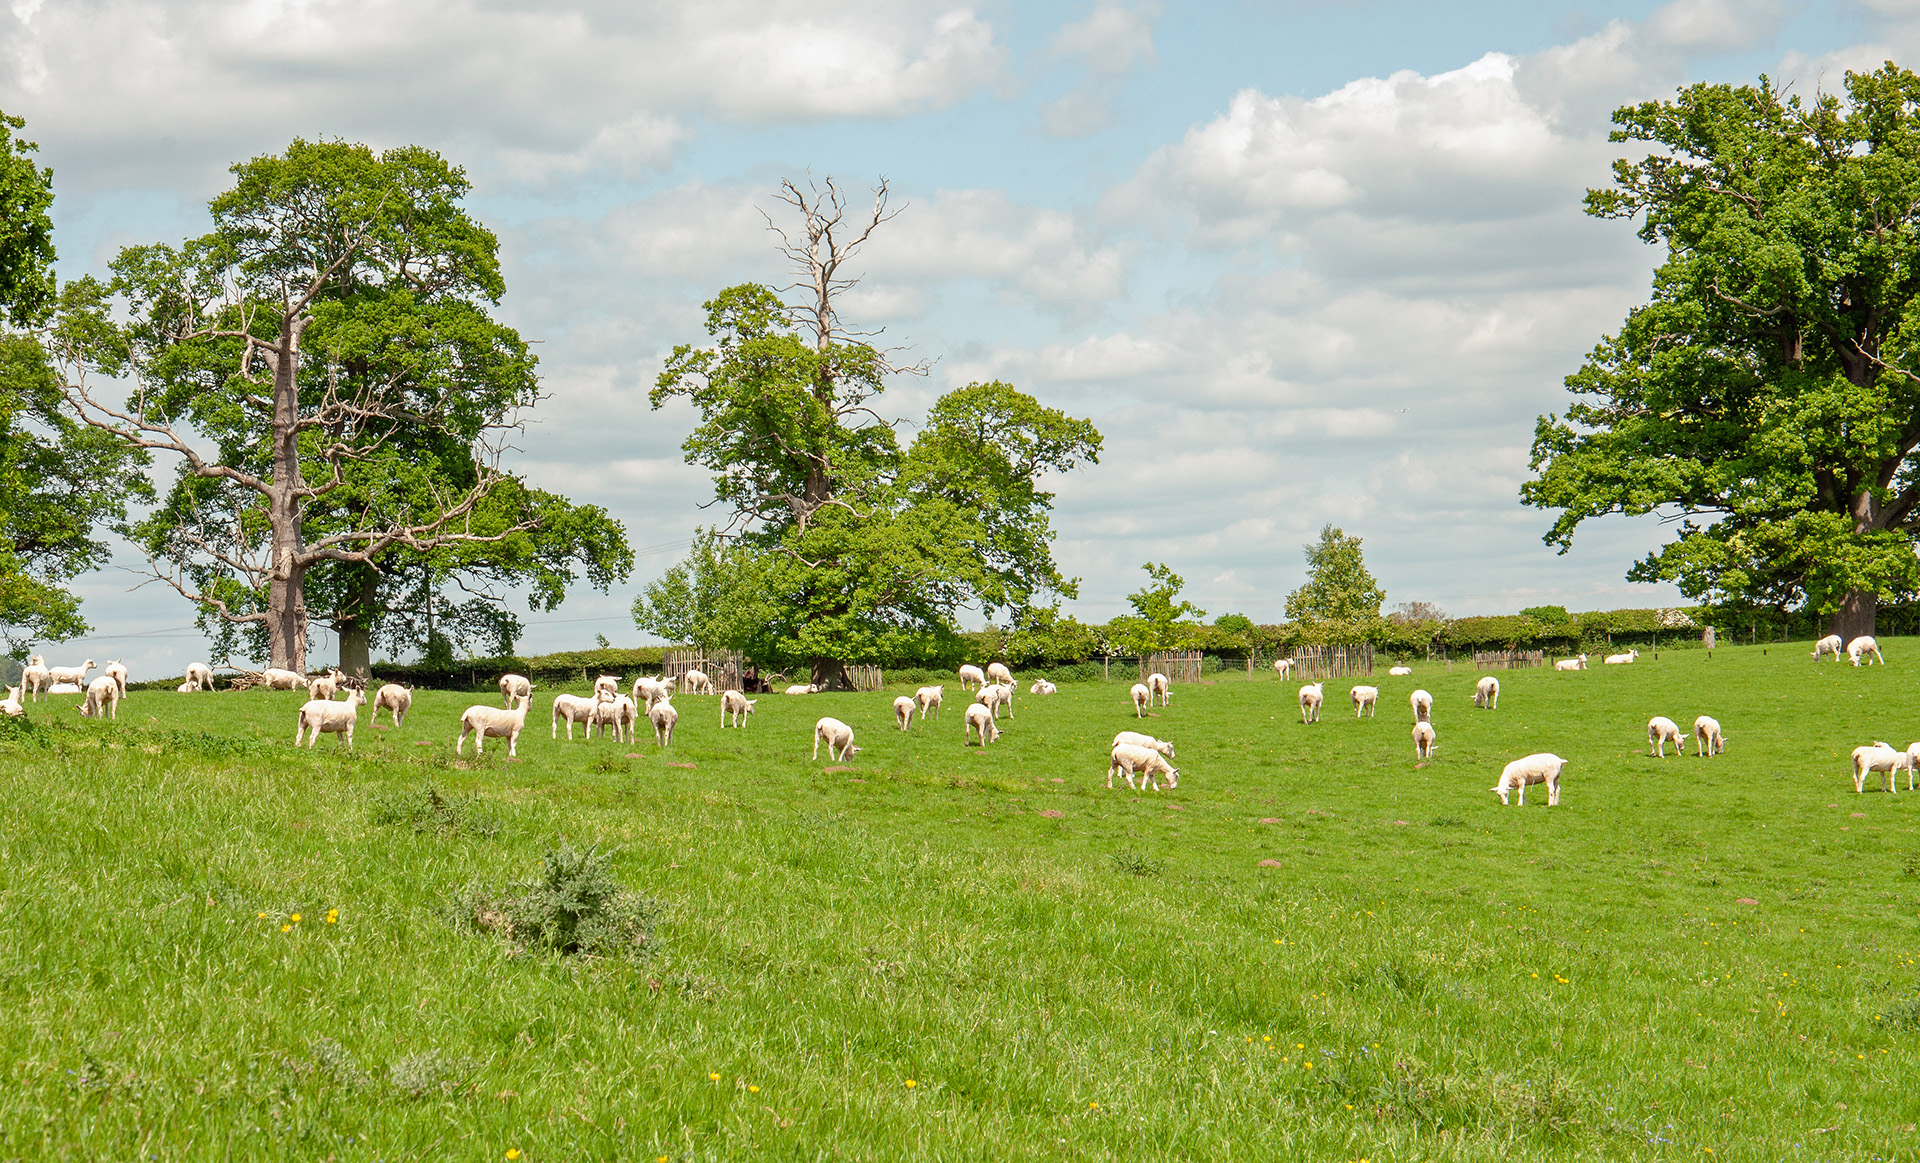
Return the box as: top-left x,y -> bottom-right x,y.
2,643 -> 1919,1160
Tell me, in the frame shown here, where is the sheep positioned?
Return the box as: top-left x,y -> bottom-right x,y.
1906,742 -> 1920,792
1693,715 -> 1726,757
592,674 -> 621,700
1647,716 -> 1686,758
1410,689 -> 1433,723
1273,658 -> 1295,679
633,676 -> 674,706
307,668 -> 344,702
1350,685 -> 1379,718
1554,654 -> 1588,671
103,660 -> 129,700
894,695 -> 916,730
813,715 -> 859,761
1388,665 -> 1412,677
77,674 -> 119,720
1109,742 -> 1179,791
499,672 -> 534,707
184,662 -> 214,691
1299,683 -> 1324,724
261,667 -> 304,690
1848,635 -> 1885,666
915,685 -> 943,719
1603,649 -> 1640,665
21,656 -> 49,701
964,702 -> 1001,746
373,683 -> 412,729
1147,672 -> 1172,707
1412,721 -> 1436,758
958,664 -> 986,691
1112,730 -> 1175,761
1130,683 -> 1152,718
1490,753 -> 1566,806
457,693 -> 531,757
1812,634 -> 1845,662
721,689 -> 757,727
48,659 -> 96,688
977,682 -> 1014,719
1473,676 -> 1499,709
295,686 -> 367,749
682,668 -> 716,695
552,692 -> 601,741
784,683 -> 820,695
648,697 -> 678,747
1,684 -> 22,719
1852,742 -> 1909,794
986,662 -> 1014,686
1029,679 -> 1057,695
174,681 -> 197,694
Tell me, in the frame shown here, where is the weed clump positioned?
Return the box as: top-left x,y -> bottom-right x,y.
1110,848 -> 1164,878
451,841 -> 656,957
371,783 -> 500,837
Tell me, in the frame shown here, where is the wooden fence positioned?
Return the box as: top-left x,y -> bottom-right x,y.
663,647 -> 744,692
1471,649 -> 1545,671
842,665 -> 885,692
1289,644 -> 1373,680
1138,650 -> 1204,684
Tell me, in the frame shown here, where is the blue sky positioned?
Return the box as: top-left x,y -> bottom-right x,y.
3,0 -> 1911,674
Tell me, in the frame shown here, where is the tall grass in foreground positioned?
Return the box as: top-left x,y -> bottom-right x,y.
2,643 -> 1919,1160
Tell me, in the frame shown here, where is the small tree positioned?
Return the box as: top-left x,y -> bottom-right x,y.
1107,562 -> 1206,656
1285,525 -> 1385,640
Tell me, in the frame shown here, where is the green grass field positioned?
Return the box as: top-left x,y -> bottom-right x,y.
4,643 -> 1920,1160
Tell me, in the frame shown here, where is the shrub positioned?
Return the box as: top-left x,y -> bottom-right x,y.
1110,848 -> 1164,878
452,841 -> 656,957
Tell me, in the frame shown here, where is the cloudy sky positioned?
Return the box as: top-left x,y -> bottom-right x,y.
4,0 -> 1911,672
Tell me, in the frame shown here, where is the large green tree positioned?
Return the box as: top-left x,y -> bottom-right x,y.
1525,65 -> 1920,639
53,139 -> 628,673
1285,524 -> 1385,640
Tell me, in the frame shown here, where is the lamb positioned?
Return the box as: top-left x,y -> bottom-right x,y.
1852,742 -> 1909,794
373,683 -> 412,729
986,662 -> 1014,686
1812,634 -> 1845,662
174,681 -> 197,694
1473,676 -> 1499,709
307,668 -> 344,702
964,702 -> 1001,746
1273,658 -> 1295,679
1647,715 -> 1686,758
1388,665 -> 1412,677
1848,635 -> 1885,666
1349,685 -> 1378,718
77,674 -> 120,720
1,685 -> 22,719
813,715 -> 859,761
294,686 -> 367,748
682,668 -> 716,695
1490,753 -> 1566,806
1028,679 -> 1057,695
1112,730 -> 1175,760
261,667 -> 304,690
591,694 -> 639,745
1410,689 -> 1433,723
648,697 -> 678,747
720,689 -> 756,727
633,676 -> 674,706
915,685 -> 943,719
103,660 -> 129,700
1146,672 -> 1172,707
958,664 -> 986,691
1693,715 -> 1726,757
551,692 -> 601,741
1411,721 -> 1436,759
1554,654 -> 1588,671
1299,683 -> 1324,724
184,662 -> 214,691
592,674 -> 621,700
457,693 -> 531,757
1906,743 -> 1920,792
1130,683 -> 1152,718
498,672 -> 534,707
976,682 -> 1014,719
1603,649 -> 1640,665
894,695 -> 916,730
1109,742 -> 1179,791
784,683 -> 820,695
21,656 -> 49,701
48,659 -> 96,688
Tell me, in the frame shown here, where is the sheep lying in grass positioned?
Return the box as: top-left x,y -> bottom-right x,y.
1848,636 -> 1884,666
1388,665 -> 1412,677
814,716 -> 859,761
1112,730 -> 1174,761
499,673 -> 533,706
1,685 -> 22,719
1693,715 -> 1726,757
1812,634 -> 1845,662
175,680 -> 198,694
987,662 -> 1014,686
1491,753 -> 1566,806
721,689 -> 756,727
1648,716 -> 1686,757
552,693 -> 601,741
915,685 -> 943,719
1147,672 -> 1172,707
1554,654 -> 1588,671
1473,676 -> 1499,709
1273,658 -> 1294,679
894,695 -> 916,730
648,698 -> 678,747
104,660 -> 129,700
958,664 -> 986,690
1410,689 -> 1433,723
1350,685 -> 1378,718
964,703 -> 1001,746
977,682 -> 1014,719
1130,683 -> 1151,718
1604,649 -> 1640,665
22,656 -> 48,702
1109,742 -> 1179,791
784,683 -> 820,695
78,674 -> 120,720
1852,742 -> 1909,794
183,662 -> 214,691
457,694 -> 531,757
1029,679 -> 1057,695
261,667 -> 303,691
373,683 -> 411,729
1412,721 -> 1436,759
1299,683 -> 1324,724
295,686 -> 367,748
682,668 -> 716,695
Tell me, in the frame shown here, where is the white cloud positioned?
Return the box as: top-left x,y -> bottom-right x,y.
1645,0 -> 1785,53
1039,1 -> 1157,138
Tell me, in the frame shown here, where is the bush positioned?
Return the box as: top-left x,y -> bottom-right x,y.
451,841 -> 656,957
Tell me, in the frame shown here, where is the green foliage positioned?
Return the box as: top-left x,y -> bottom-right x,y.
0,110 -> 55,329
369,783 -> 500,838
1443,615 -> 1556,650
458,841 -> 656,958
1521,605 -> 1571,625
1285,525 -> 1385,640
1005,604 -> 1100,667
1108,848 -> 1163,878
1106,562 -> 1206,655
630,533 -> 774,651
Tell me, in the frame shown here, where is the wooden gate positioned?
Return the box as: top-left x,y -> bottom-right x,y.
1138,650 -> 1204,684
1289,644 -> 1373,680
842,665 -> 885,692
1471,649 -> 1544,671
663,647 -> 744,692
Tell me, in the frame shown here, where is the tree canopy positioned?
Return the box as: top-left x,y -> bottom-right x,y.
1524,64 -> 1920,637
1285,524 -> 1384,639
1106,562 -> 1206,655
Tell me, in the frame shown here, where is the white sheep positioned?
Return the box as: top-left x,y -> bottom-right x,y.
1410,689 -> 1433,723
986,662 -> 1014,687
48,659 -> 96,688
784,683 -> 821,695
1693,715 -> 1726,757
1112,730 -> 1175,760
261,667 -> 304,690
1603,649 -> 1640,665
1554,654 -> 1588,671
295,686 -> 367,748
682,668 -> 716,695
307,668 -> 344,702
958,664 -> 986,691
77,674 -> 119,720
1852,742 -> 1909,794
457,693 -> 531,757
1848,635 -> 1885,666
1473,676 -> 1499,709
1812,634 -> 1845,662
632,675 -> 673,706
648,697 -> 678,747
964,702 -> 1001,746
1130,683 -> 1152,718
591,694 -> 639,745
1029,679 -> 1057,695
552,692 -> 601,741
174,681 -> 197,694
1109,742 -> 1179,791
374,683 -> 412,729
1273,658 -> 1295,679
592,674 -> 621,700
1350,685 -> 1378,718
1647,715 -> 1686,758
813,716 -> 859,761
915,685 -> 944,719
976,682 -> 1014,719
184,662 -> 214,691
1147,672 -> 1172,707
1906,743 -> 1920,792
499,672 -> 534,707
103,660 -> 129,700
21,656 -> 49,701
721,689 -> 756,727
1299,683 -> 1324,724
1,684 -> 22,719
1412,721 -> 1436,758
894,695 -> 916,730
1490,753 -> 1566,806
1388,665 -> 1412,677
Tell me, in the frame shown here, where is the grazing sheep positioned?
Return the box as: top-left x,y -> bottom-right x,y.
22,656 -> 49,702
373,683 -> 412,729
720,689 -> 756,727
1412,721 -> 1436,759
499,673 -> 534,707
1029,679 -> 1057,695
457,694 -> 532,757
682,668 -> 716,695
294,686 -> 367,748
49,659 -> 96,688
77,674 -> 120,720
986,662 -> 1014,686
1603,649 -> 1639,665
1693,715 -> 1726,757
1554,654 -> 1588,671
184,662 -> 214,691
1647,716 -> 1686,758
261,667 -> 304,690
307,668 -> 344,702
590,694 -> 639,745
1410,689 -> 1433,723
976,682 -> 1014,719
1299,683 -> 1324,724
552,692 -> 601,741
784,683 -> 821,695
1852,742 -> 1909,794
813,716 -> 859,761
915,685 -> 943,719
1273,658 -> 1295,679
648,697 -> 678,747
1112,730 -> 1175,760
964,703 -> 1001,746
1473,676 -> 1499,709
1,684 -> 22,719
592,674 -> 621,700
1130,683 -> 1151,718
1109,742 -> 1179,791
1812,634 -> 1845,662
958,664 -> 986,691
103,660 -> 129,700
1388,665 -> 1413,677
1147,672 -> 1172,707
1848,636 -> 1885,666
1350,685 -> 1379,718
894,695 -> 916,730
1490,753 -> 1566,806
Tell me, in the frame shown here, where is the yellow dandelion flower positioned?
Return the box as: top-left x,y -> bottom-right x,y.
1295,1044 -> 1304,1050
904,1079 -> 917,1088
748,1085 -> 759,1093
290,913 -> 301,923
280,924 -> 291,933
709,1073 -> 720,1082
506,1151 -> 520,1161
658,1157 -> 669,1163
256,912 -> 266,919
1088,1101 -> 1098,1109
1263,1036 -> 1271,1043
1304,1062 -> 1313,1070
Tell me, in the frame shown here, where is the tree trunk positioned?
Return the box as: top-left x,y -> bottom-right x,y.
810,656 -> 848,691
335,567 -> 379,679
1831,589 -> 1878,642
264,313 -> 310,673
